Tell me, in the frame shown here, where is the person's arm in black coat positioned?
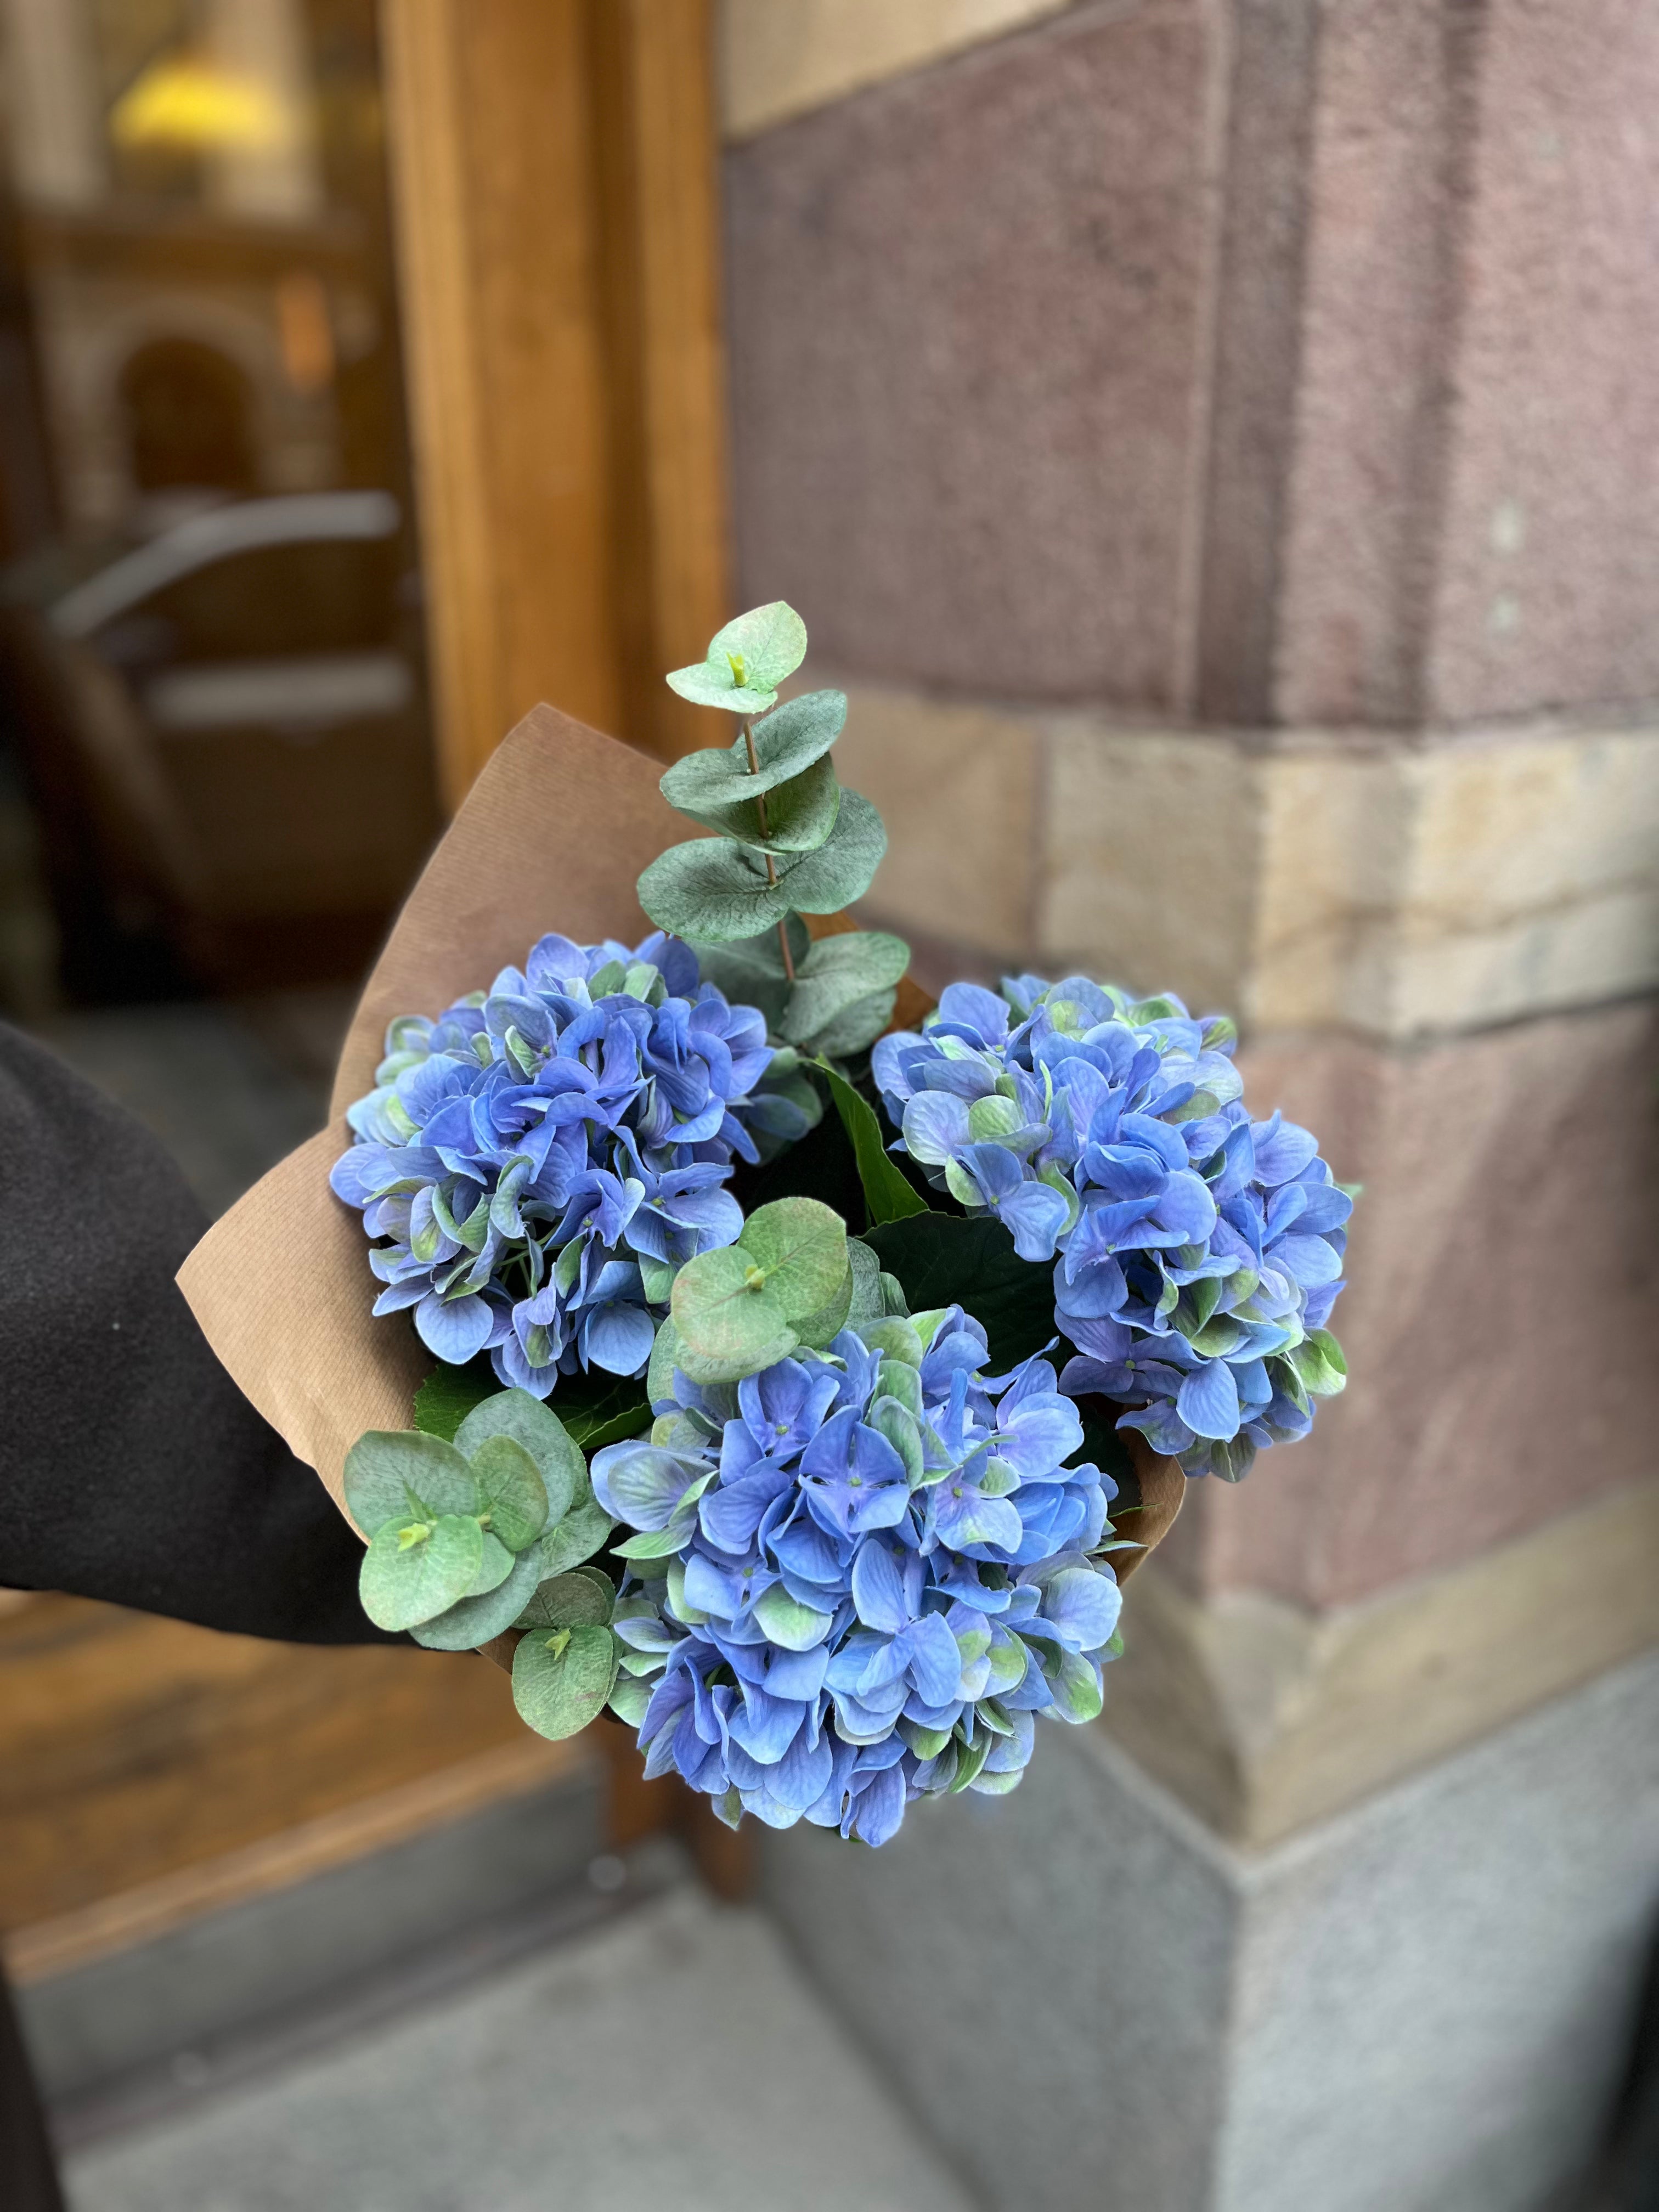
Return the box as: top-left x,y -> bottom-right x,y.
0,1020 -> 397,1645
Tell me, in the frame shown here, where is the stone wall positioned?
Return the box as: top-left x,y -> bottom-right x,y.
721,7 -> 1659,2202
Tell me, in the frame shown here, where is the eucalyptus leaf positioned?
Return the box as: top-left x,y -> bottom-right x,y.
463,1529 -> 516,1597
779,932 -> 910,1046
465,1432 -> 548,1553
659,687 -> 844,808
687,917 -> 811,1030
847,1237 -> 886,1320
516,1570 -> 613,1630
407,1538 -> 548,1650
455,1390 -> 583,1528
359,1513 -> 483,1631
664,602 -> 808,714
637,837 -> 791,943
792,1260 -> 854,1350
807,988 -> 898,1059
344,1430 -> 479,1539
674,753 -> 842,854
817,1062 -> 930,1226
512,1622 -> 619,1741
534,1497 -> 615,1577
737,1197 -> 849,1321
771,790 -> 887,914
671,1244 -> 797,1370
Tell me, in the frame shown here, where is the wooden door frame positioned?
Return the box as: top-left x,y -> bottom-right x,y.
380,0 -> 730,806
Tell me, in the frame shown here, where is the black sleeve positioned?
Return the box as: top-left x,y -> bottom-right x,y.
0,1020 -> 401,1644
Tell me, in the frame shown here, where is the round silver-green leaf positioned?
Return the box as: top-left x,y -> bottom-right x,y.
454,1390 -> 582,1527
463,1529 -> 516,1597
517,1570 -> 613,1630
465,1432 -> 548,1553
533,1497 -> 615,1578
359,1513 -> 483,1631
664,601 -> 808,714
672,1244 -> 797,1368
408,1537 -> 547,1650
673,754 -> 841,855
771,790 -> 887,914
344,1430 -> 478,1539
637,838 -> 791,943
512,1622 -> 619,1741
778,930 -> 910,1046
738,1197 -> 849,1324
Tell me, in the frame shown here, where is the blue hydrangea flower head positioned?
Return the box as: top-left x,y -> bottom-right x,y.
593,1308 -> 1125,1844
872,976 -> 1350,1480
331,932 -> 810,1397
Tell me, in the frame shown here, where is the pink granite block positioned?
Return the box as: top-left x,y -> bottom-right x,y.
1159,1001 -> 1659,1609
1425,0 -> 1659,723
725,1 -> 1211,708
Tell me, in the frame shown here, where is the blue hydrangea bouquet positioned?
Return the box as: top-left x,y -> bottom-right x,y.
180,604 -> 1348,1848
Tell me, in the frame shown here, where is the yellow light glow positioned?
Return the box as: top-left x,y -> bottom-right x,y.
110,58 -> 296,155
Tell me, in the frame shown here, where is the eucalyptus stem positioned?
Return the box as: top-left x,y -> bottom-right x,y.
743,715 -> 795,983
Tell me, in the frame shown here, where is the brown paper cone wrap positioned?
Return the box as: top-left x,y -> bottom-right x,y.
177,702 -> 1181,1576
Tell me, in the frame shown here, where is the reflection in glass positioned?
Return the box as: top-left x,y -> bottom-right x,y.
0,0 -> 437,1013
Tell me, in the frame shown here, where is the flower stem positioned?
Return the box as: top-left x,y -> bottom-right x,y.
743,715 -> 795,983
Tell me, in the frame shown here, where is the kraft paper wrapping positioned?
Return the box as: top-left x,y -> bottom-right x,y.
176,700 -> 1181,1571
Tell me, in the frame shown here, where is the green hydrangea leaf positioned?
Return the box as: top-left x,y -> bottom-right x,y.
407,1538 -> 548,1650
544,1369 -> 652,1453
1285,1329 -> 1348,1397
534,1496 -> 614,1578
464,1432 -> 548,1553
671,1243 -> 797,1371
737,1197 -> 849,1322
949,1729 -> 991,1793
344,1430 -> 479,1539
864,1214 -> 1054,1371
857,1316 -> 924,1368
673,753 -> 842,854
664,601 -> 808,713
1051,1649 -> 1105,1724
455,1390 -> 583,1528
607,1675 -> 654,1726
359,1512 -> 483,1631
868,1394 -> 923,1485
516,1569 -> 613,1630
817,1063 -> 929,1226
462,1528 -> 517,1597
753,1584 -> 832,1652
411,1358 -> 499,1442
771,791 -> 886,915
637,837 -> 792,943
779,932 -> 910,1048
512,1622 -> 619,1741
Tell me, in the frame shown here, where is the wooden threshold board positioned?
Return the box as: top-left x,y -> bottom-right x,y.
0,1593 -> 579,1945
6,1735 -> 591,1986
